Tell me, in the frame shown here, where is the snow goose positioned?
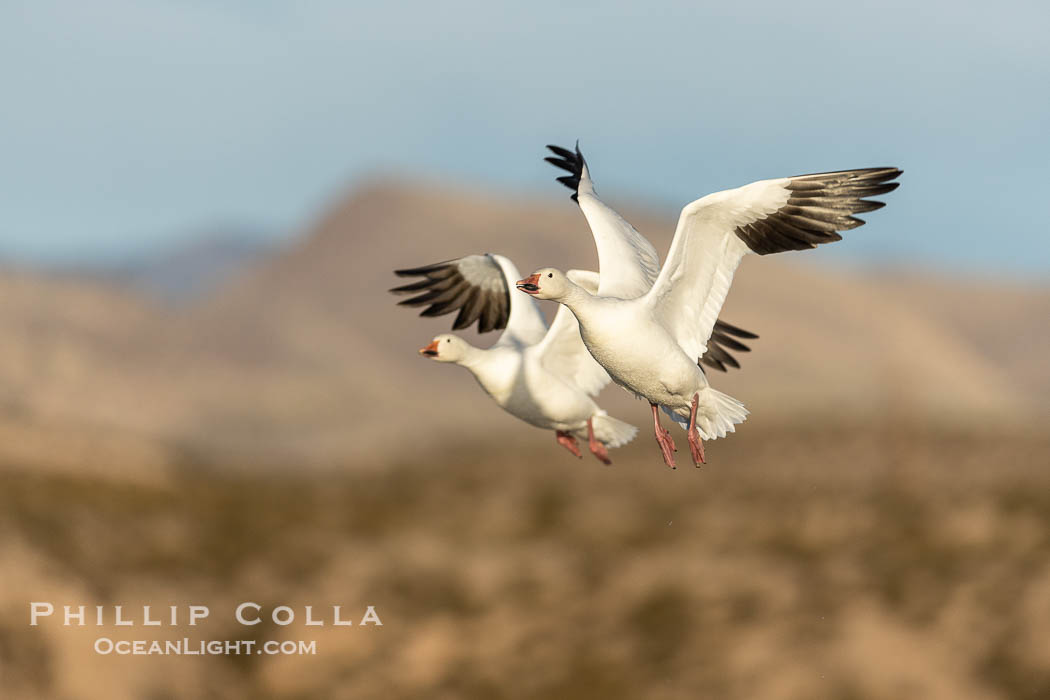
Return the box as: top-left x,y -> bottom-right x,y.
525,145 -> 902,468
391,254 -> 756,463
392,253 -> 632,463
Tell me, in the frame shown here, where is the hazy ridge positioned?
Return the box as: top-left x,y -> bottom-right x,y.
0,179 -> 1046,473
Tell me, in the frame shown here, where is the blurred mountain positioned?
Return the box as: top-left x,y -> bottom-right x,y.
78,230 -> 278,303
0,179 -> 1047,474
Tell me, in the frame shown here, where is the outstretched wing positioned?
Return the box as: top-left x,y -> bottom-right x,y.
546,143 -> 660,299
533,269 -> 611,397
646,167 -> 902,364
391,253 -> 548,346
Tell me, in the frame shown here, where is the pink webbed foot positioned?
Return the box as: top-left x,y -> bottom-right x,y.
687,433 -> 706,466
687,393 -> 706,467
556,430 -> 583,459
586,417 -> 612,466
651,403 -> 678,469
656,428 -> 678,469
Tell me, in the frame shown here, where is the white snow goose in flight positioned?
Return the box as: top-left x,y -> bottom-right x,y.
391,254 -> 632,463
390,254 -> 756,462
525,142 -> 901,469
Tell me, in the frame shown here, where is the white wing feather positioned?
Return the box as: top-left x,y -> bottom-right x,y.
576,169 -> 661,299
645,178 -> 792,363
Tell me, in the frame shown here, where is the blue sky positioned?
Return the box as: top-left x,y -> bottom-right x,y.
1,1 -> 1048,276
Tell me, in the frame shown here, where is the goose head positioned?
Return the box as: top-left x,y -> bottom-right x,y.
516,268 -> 572,301
418,334 -> 470,363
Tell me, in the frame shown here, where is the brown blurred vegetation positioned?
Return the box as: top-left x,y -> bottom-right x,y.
3,423 -> 1050,699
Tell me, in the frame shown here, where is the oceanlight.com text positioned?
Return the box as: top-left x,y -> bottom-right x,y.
93,638 -> 318,656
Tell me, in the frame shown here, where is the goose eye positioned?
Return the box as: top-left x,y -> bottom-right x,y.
547,273 -> 553,278
446,338 -> 451,343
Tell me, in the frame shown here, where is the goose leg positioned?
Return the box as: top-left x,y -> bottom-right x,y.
586,417 -> 612,465
687,393 -> 706,467
650,403 -> 677,469
555,431 -> 583,459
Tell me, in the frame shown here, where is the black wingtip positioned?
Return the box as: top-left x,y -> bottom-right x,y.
545,140 -> 586,202
393,261 -> 451,277
389,280 -> 430,295
713,320 -> 759,340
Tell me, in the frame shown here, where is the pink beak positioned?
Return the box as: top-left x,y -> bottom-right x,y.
516,273 -> 541,294
419,339 -> 440,357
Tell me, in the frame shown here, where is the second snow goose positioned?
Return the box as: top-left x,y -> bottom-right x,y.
392,253 -> 634,463
523,146 -> 902,468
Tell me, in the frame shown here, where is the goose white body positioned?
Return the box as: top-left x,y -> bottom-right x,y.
458,341 -> 611,438
557,287 -> 745,440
